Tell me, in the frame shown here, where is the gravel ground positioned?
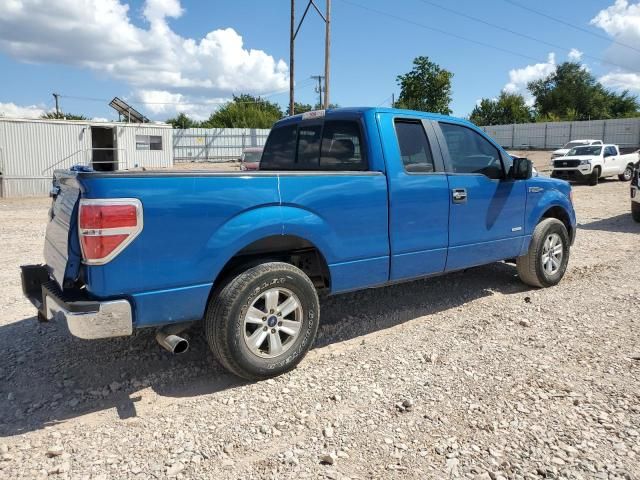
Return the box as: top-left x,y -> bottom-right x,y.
1,155 -> 639,479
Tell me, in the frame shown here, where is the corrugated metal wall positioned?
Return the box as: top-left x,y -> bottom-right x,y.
0,119 -> 173,197
480,117 -> 640,150
116,124 -> 173,169
173,128 -> 270,162
0,119 -> 91,197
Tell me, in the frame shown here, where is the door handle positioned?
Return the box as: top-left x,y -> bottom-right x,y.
452,188 -> 467,203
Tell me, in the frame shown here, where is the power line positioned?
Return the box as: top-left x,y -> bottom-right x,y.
339,0 -> 545,64
418,0 -> 637,72
503,0 -> 640,56
57,79 -> 316,107
339,0 -> 638,73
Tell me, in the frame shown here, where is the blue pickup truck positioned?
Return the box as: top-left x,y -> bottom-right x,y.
22,108 -> 576,380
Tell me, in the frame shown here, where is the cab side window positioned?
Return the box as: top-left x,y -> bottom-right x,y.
394,120 -> 435,173
440,122 -> 504,180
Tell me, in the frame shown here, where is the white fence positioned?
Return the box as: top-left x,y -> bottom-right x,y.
173,128 -> 270,162
480,117 -> 640,151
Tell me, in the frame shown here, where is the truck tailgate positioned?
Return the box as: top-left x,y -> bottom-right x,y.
44,172 -> 82,288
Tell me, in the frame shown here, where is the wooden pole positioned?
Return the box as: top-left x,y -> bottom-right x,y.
323,0 -> 330,109
289,0 -> 295,116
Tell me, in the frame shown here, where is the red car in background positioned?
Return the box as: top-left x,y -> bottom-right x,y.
240,147 -> 263,171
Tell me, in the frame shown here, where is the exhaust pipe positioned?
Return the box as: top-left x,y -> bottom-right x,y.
156,331 -> 189,354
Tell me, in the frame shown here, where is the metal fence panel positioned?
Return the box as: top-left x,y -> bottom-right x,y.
544,122 -> 571,149
514,123 -> 546,149
481,117 -> 640,150
173,128 -> 271,162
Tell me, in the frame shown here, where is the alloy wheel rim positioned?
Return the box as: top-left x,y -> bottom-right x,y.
541,233 -> 563,276
624,167 -> 632,180
243,287 -> 303,358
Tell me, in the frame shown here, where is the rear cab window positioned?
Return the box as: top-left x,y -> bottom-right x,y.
261,117 -> 367,171
394,120 -> 436,173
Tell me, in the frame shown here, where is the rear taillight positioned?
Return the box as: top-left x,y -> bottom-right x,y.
78,199 -> 143,264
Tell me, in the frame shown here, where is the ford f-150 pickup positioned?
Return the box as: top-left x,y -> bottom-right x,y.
22,108 -> 577,380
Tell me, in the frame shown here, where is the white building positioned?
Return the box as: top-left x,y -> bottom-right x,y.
0,118 -> 173,197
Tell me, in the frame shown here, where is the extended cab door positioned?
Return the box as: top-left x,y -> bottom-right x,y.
603,145 -> 621,175
434,121 -> 527,271
378,113 -> 450,281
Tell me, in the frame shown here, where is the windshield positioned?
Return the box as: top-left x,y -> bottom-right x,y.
563,141 -> 589,149
242,151 -> 262,163
567,146 -> 601,156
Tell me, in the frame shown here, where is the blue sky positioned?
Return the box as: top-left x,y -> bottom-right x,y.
0,0 -> 639,121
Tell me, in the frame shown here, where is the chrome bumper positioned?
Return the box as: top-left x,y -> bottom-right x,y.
21,264 -> 133,340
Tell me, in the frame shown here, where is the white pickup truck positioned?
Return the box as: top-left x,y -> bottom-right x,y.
551,144 -> 639,186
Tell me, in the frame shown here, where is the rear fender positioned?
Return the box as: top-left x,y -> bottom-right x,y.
206,205 -> 335,283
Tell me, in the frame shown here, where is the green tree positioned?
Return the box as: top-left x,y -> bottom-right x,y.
395,56 -> 453,114
528,62 -> 639,121
292,102 -> 340,114
41,111 -> 87,120
293,102 -> 313,114
469,92 -> 533,126
201,94 -> 283,128
166,112 -> 199,129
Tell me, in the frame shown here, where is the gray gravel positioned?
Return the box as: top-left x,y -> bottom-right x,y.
1,164 -> 639,479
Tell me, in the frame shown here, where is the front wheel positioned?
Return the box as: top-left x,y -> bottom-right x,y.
619,165 -> 633,182
588,167 -> 600,186
205,262 -> 319,380
517,218 -> 570,288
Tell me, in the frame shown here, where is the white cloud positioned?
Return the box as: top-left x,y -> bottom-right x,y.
0,0 -> 289,117
0,102 -> 46,118
599,72 -> 640,91
503,53 -> 556,94
590,0 -> 640,72
132,89 -> 229,121
568,48 -> 583,61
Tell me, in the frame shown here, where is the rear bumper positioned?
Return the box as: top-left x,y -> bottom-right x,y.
20,264 -> 132,339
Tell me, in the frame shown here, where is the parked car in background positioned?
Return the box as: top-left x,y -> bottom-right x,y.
240,147 -> 263,171
631,158 -> 640,222
551,144 -> 638,186
21,107 -> 576,380
551,139 -> 602,159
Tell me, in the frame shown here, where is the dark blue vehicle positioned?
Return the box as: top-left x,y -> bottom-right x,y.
22,108 -> 576,379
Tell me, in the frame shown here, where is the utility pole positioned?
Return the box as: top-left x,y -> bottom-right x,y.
289,0 -> 295,116
289,0 -> 331,114
310,75 -> 324,108
324,0 -> 331,109
52,93 -> 60,117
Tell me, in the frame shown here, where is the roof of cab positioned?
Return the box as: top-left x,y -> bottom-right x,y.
273,107 -> 474,128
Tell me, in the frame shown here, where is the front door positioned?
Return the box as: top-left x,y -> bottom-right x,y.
379,114 -> 450,281
435,122 -> 527,271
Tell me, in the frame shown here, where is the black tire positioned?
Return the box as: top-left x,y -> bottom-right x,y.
205,262 -> 319,380
516,218 -> 570,288
619,165 -> 633,182
632,201 -> 640,223
588,167 -> 600,186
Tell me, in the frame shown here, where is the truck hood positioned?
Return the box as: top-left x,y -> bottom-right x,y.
552,148 -> 570,155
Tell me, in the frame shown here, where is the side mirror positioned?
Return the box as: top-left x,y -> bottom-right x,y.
512,157 -> 533,180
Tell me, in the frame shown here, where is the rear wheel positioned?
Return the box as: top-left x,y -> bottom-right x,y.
517,218 -> 570,288
205,262 -> 319,380
619,165 -> 633,182
588,167 -> 600,186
